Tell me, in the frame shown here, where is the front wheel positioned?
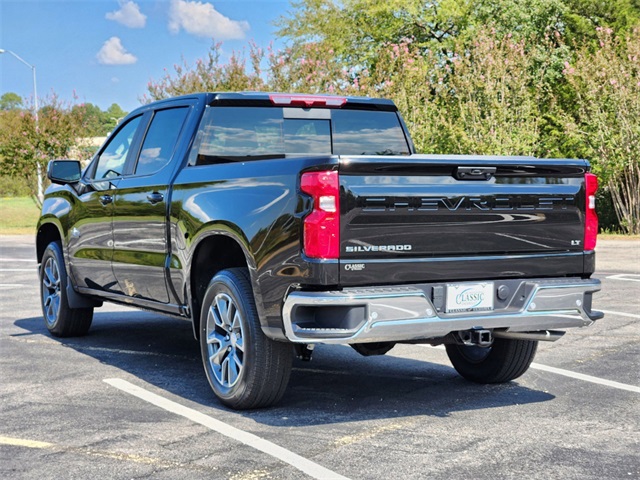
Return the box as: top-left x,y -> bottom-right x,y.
40,241 -> 93,337
199,268 -> 292,409
445,338 -> 538,384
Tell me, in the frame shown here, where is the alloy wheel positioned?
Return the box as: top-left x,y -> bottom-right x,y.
42,256 -> 61,326
206,293 -> 245,388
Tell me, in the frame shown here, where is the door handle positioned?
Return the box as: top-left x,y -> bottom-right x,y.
147,192 -> 164,204
99,194 -> 113,206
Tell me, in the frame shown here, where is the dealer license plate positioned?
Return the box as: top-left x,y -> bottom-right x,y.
445,282 -> 494,313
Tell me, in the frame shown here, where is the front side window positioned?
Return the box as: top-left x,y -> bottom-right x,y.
93,115 -> 142,180
135,107 -> 189,176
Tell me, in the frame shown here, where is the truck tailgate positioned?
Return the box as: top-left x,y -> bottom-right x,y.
339,155 -> 590,285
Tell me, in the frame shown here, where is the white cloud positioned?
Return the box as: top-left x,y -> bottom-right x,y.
168,0 -> 249,39
97,37 -> 138,65
106,1 -> 147,28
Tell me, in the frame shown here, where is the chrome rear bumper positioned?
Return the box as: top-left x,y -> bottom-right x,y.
281,278 -> 602,344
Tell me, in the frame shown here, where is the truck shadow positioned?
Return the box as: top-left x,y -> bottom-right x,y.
14,310 -> 554,427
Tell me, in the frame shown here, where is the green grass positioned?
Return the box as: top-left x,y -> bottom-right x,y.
0,197 -> 40,235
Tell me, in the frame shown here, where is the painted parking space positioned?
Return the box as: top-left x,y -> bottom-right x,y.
1,235 -> 638,479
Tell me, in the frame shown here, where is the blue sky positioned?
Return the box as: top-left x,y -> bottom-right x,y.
0,0 -> 291,113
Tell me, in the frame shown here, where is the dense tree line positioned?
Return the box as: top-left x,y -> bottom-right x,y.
144,0 -> 640,233
2,1 -> 638,231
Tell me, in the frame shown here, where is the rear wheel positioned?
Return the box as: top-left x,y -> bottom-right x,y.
40,241 -> 93,337
445,338 -> 538,383
200,268 -> 292,409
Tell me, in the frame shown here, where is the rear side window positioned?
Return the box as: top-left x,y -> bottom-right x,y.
135,107 -> 189,176
193,105 -> 408,165
197,107 -> 283,163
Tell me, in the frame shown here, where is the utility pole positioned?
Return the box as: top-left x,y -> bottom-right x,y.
0,48 -> 43,203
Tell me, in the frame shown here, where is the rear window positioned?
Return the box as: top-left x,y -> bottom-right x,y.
191,106 -> 409,165
331,110 -> 410,155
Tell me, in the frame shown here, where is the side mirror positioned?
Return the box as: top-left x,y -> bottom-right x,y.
47,159 -> 81,185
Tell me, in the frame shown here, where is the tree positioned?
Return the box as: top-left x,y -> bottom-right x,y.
0,94 -> 93,207
143,43 -> 266,102
142,1 -> 640,233
563,28 -> 640,233
277,1 -> 640,54
267,41 -> 359,94
274,0 -> 639,101
71,103 -> 103,136
0,92 -> 23,110
104,103 -> 127,133
69,102 -> 128,137
351,31 -> 541,156
276,0 -> 472,66
563,0 -> 640,44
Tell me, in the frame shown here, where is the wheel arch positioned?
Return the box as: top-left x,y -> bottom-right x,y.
188,229 -> 264,340
37,219 -> 102,309
36,219 -> 64,264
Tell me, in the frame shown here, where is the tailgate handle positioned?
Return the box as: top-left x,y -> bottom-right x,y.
455,166 -> 496,180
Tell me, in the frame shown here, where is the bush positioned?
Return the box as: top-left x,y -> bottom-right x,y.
0,175 -> 31,197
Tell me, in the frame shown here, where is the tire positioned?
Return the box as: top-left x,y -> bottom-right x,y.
445,338 -> 538,384
40,241 -> 93,337
199,268 -> 292,409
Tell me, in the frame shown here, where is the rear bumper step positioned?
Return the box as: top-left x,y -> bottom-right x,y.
281,278 -> 602,344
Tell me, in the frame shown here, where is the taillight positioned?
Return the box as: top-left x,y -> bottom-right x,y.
584,173 -> 598,250
300,171 -> 340,259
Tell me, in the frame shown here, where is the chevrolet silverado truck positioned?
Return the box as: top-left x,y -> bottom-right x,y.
37,92 -> 603,409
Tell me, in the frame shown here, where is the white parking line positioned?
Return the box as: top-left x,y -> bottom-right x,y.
529,363 -> 640,393
0,268 -> 35,272
606,274 -> 640,282
417,345 -> 640,393
600,309 -> 640,320
0,284 -> 27,288
104,378 -> 350,480
0,258 -> 36,262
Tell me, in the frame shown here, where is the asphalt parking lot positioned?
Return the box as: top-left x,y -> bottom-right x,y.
1,235 -> 638,479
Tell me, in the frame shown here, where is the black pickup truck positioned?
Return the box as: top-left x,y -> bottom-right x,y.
38,92 -> 602,409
